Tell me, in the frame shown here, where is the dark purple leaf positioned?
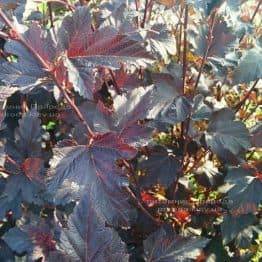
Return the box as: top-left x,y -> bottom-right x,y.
108,66 -> 145,92
73,85 -> 165,146
0,191 -> 22,219
205,108 -> 251,158
192,94 -> 213,121
156,96 -> 191,125
0,0 -> 41,23
47,132 -> 137,226
58,190 -> 129,262
0,109 -> 44,218
0,239 -> 15,262
58,7 -> 153,99
138,145 -> 180,188
3,227 -> 32,255
3,222 -> 56,259
250,123 -> 262,147
147,24 -> 176,61
143,227 -> 210,261
222,167 -> 262,213
221,214 -> 256,244
190,19 -> 236,59
5,108 -> 43,162
0,24 -> 55,92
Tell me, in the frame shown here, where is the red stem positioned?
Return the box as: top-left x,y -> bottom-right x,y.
234,79 -> 259,113
175,12 -> 217,194
48,3 -> 54,28
146,0 -> 154,25
125,186 -> 162,226
180,6 -> 188,145
250,0 -> 262,23
239,0 -> 261,43
182,5 -> 188,94
141,0 -> 149,28
109,69 -> 121,94
135,0 -> 140,27
193,12 -> 217,96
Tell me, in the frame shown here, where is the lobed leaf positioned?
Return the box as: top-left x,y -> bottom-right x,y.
155,96 -> 191,125
0,24 -> 56,92
58,7 -> 153,99
223,166 -> 262,213
47,132 -> 137,226
221,214 -> 256,244
143,227 -> 210,261
3,227 -> 32,255
73,85 -> 167,147
3,222 -> 56,259
58,190 -> 129,262
0,109 -> 44,218
205,108 -> 251,159
138,145 -> 180,188
190,19 -> 236,59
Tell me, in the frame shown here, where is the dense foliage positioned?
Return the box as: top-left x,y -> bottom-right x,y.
0,0 -> 261,261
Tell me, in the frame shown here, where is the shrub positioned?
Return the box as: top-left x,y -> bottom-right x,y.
0,0 -> 261,261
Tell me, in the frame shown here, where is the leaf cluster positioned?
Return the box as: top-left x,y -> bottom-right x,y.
0,0 -> 261,261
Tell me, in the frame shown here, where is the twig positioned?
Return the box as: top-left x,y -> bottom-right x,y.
250,0 -> 262,23
6,156 -> 19,167
174,7 -> 184,63
146,0 -> 154,25
182,4 -> 188,93
134,0 -> 140,27
48,2 -> 54,28
180,6 -> 188,142
239,0 -> 262,43
175,12 -> 217,194
125,186 -> 162,226
141,0 -> 149,28
234,79 -> 259,113
0,9 -> 95,138
109,69 -> 121,94
193,12 -> 217,97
